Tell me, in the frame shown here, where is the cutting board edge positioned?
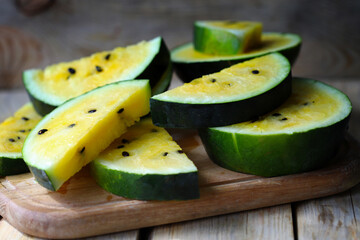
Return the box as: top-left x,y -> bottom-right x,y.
0,135 -> 359,239
3,169 -> 360,240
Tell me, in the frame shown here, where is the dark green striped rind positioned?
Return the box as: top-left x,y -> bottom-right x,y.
172,33 -> 301,83
26,90 -> 57,116
199,116 -> 350,177
137,38 -> 172,90
151,62 -> 173,96
0,156 -> 29,176
24,38 -> 172,116
27,165 -> 55,191
150,72 -> 292,128
91,160 -> 199,200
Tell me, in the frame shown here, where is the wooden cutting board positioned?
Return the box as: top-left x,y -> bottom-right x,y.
0,131 -> 359,239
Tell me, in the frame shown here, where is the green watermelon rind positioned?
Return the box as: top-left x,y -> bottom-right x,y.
199,78 -> 352,177
90,160 -> 199,201
0,154 -> 29,176
171,32 -> 301,83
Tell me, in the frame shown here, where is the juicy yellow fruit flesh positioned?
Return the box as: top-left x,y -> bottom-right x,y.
205,21 -> 262,30
155,53 -> 288,103
0,103 -> 41,155
23,81 -> 150,189
97,118 -> 197,174
30,38 -> 158,103
222,79 -> 350,134
172,33 -> 297,61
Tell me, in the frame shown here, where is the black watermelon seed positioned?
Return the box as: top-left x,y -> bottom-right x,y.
177,150 -> 184,154
122,139 -> 129,144
281,118 -> 288,121
68,68 -> 76,74
17,136 -> 21,140
117,145 -> 124,149
211,78 -> 216,83
117,108 -> 124,114
151,129 -> 158,132
95,66 -> 103,72
122,151 -> 130,157
22,117 -> 29,121
105,53 -> 111,60
272,113 -> 282,117
252,70 -> 260,74
8,138 -> 15,142
163,152 -> 169,156
80,147 -> 85,153
303,102 -> 309,106
19,129 -> 26,133
312,101 -> 315,103
88,109 -> 97,113
68,123 -> 76,128
38,129 -> 48,135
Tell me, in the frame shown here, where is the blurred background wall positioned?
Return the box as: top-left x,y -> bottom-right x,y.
1,0 -> 359,88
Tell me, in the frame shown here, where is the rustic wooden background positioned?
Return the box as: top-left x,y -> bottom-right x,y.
0,0 -> 359,89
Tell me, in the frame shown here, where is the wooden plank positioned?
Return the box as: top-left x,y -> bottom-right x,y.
149,204 -> 294,240
0,219 -> 139,240
295,188 -> 360,239
350,184 -> 360,237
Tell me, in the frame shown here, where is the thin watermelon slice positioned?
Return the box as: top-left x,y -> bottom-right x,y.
23,80 -> 151,191
91,118 -> 199,200
23,37 -> 170,115
151,53 -> 291,128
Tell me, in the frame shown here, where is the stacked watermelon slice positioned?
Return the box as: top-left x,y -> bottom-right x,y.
151,20 -> 352,177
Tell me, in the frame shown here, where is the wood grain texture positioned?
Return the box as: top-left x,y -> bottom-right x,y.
0,218 -> 139,240
0,0 -> 359,88
150,204 -> 294,240
0,27 -> 46,89
350,184 -> 360,237
295,190 -> 359,240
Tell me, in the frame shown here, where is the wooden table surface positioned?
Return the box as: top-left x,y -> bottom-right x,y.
0,78 -> 359,240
